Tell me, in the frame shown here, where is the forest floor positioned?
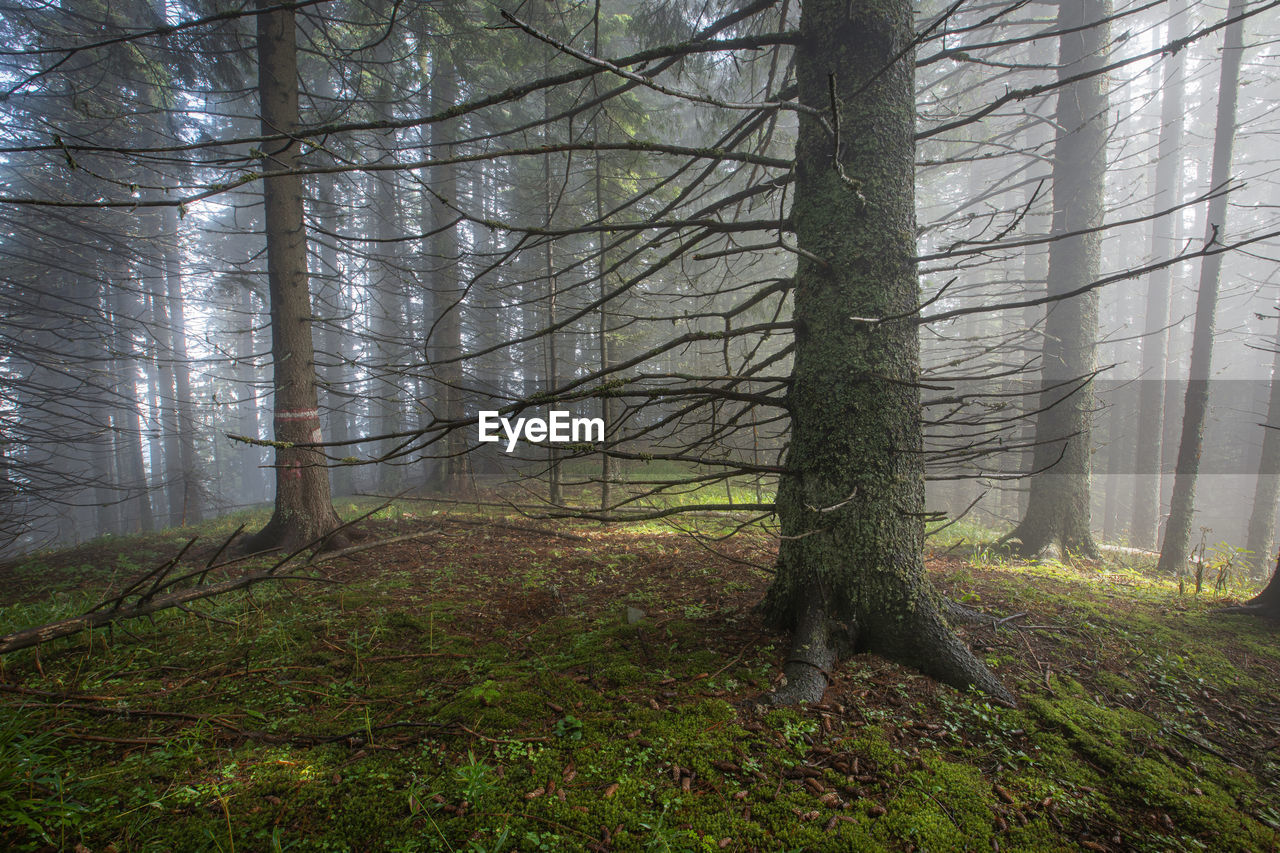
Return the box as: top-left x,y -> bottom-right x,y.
1,505 -> 1279,852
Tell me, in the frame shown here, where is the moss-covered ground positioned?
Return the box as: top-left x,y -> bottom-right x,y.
1,510 -> 1277,851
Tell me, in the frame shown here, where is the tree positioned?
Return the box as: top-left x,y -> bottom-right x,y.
760,0 -> 1011,706
1158,0 -> 1247,575
1130,0 -> 1188,550
241,0 -> 344,553
1002,0 -> 1110,559
1244,312 -> 1280,575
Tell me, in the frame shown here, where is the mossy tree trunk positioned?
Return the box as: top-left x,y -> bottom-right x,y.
1005,0 -> 1109,559
762,0 -> 1011,707
242,0 -> 345,553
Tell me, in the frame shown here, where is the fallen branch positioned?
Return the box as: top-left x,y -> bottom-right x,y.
0,509 -> 439,656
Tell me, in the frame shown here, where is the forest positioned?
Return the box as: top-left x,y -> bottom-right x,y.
1,0 -> 1279,849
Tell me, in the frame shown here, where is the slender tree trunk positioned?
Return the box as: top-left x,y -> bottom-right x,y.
143,325 -> 166,524
762,0 -> 1010,706
1157,0 -> 1246,574
542,37 -> 562,507
425,39 -> 467,494
242,0 -> 345,553
1131,0 -> 1188,549
1015,113 -> 1053,520
109,283 -> 155,532
366,5 -> 406,493
307,54 -> 355,500
233,282 -> 265,503
1006,0 -> 1109,559
162,205 -> 203,525
592,0 -> 613,512
151,279 -> 182,527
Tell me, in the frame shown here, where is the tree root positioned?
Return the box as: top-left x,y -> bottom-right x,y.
764,594 -> 1015,708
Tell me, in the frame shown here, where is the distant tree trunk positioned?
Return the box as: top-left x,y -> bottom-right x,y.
591,2 -> 614,513
1245,317 -> 1280,576
313,174 -> 355,498
762,0 -> 1010,706
1005,0 -> 1109,559
109,283 -> 155,533
162,205 -> 204,525
151,277 -> 182,526
541,34 -> 563,507
143,325 -> 166,522
233,281 -> 265,503
1157,0 -> 1246,574
1014,113 -> 1053,520
367,2 -> 406,494
307,55 -> 355,500
1131,0 -> 1188,549
242,0 -> 345,553
426,39 -> 467,494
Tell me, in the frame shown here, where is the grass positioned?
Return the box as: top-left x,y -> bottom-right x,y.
0,507 -> 1277,851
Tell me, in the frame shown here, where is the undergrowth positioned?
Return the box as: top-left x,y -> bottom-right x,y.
0,515 -> 1276,851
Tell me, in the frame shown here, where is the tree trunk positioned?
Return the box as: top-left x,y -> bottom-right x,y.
367,0 -> 406,493
425,37 -> 467,494
233,281 -> 265,503
109,282 -> 155,533
307,57 -> 355,500
762,0 -> 1010,707
1130,0 -> 1188,549
1006,0 -> 1109,559
1244,317 -> 1280,577
1157,0 -> 1246,574
242,0 -> 345,553
162,205 -> 204,525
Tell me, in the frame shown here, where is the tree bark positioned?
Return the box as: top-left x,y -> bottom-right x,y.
1157,0 -> 1247,574
762,0 -> 1011,707
1005,0 -> 1109,559
242,0 -> 345,553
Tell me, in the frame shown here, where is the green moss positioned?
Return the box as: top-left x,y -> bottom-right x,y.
1026,686 -> 1273,851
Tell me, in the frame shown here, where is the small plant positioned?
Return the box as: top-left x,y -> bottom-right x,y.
454,751 -> 499,803
641,800 -> 697,853
779,717 -> 817,753
554,714 -> 583,741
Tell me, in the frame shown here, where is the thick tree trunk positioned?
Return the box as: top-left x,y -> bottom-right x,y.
1130,0 -> 1187,549
1157,0 -> 1246,574
242,0 -> 344,554
1244,319 -> 1280,576
1006,0 -> 1109,559
1219,553 -> 1280,619
762,0 -> 1010,706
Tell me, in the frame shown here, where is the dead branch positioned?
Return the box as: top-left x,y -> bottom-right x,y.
0,515 -> 440,656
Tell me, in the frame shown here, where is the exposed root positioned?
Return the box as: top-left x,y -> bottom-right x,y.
764,592 -> 1015,709
767,597 -> 839,706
